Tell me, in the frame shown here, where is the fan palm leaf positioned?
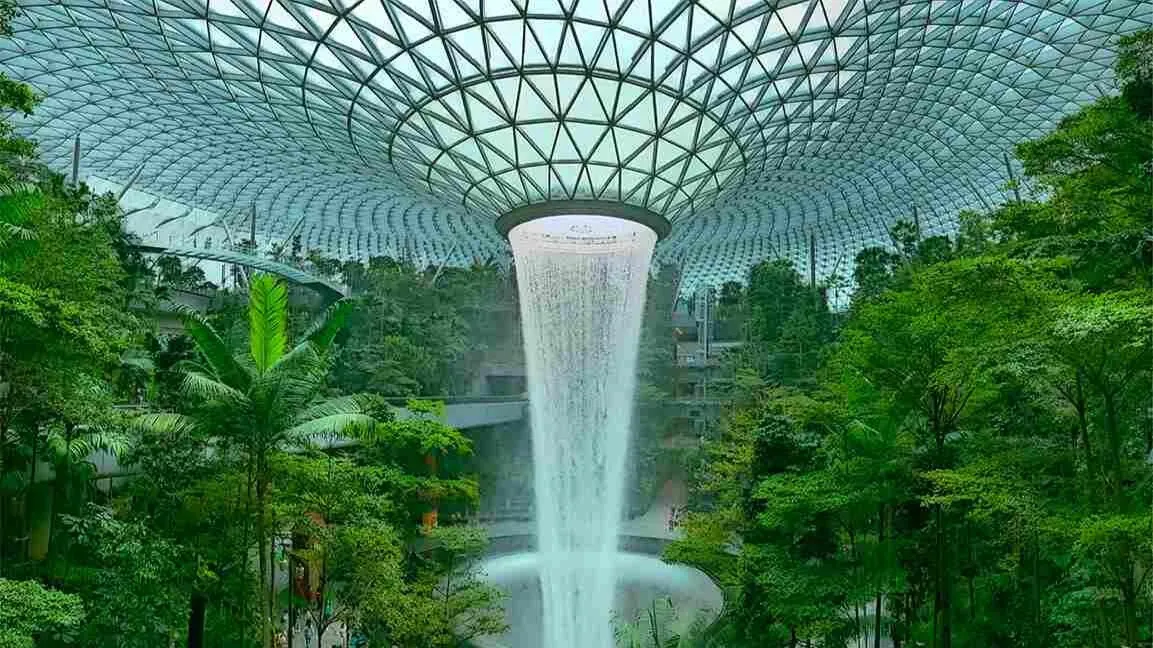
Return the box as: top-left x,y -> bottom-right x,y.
84,429 -> 132,460
614,616 -> 644,648
613,598 -> 685,648
119,348 -> 155,373
248,274 -> 288,373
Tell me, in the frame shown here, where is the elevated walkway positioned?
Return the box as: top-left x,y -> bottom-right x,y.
431,399 -> 527,430
132,243 -> 347,299
479,478 -> 688,555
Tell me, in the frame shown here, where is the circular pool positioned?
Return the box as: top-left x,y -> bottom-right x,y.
469,552 -> 723,648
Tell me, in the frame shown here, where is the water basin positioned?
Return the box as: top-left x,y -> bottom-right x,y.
470,552 -> 723,648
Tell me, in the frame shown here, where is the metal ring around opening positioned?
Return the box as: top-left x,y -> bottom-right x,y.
496,201 -> 672,241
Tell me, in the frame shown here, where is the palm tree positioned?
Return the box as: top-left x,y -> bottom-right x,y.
135,274 -> 379,648
41,419 -> 131,558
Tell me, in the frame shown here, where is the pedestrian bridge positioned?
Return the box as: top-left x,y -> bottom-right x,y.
475,478 -> 688,555
422,398 -> 526,430
132,243 -> 347,299
481,516 -> 682,557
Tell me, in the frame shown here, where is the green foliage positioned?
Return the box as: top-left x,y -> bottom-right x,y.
247,274 -> 288,372
613,597 -> 713,648
358,401 -> 479,530
365,525 -> 505,647
50,506 -> 189,647
629,262 -> 681,513
851,246 -> 900,301
0,0 -> 38,166
131,274 -> 383,645
272,454 -> 406,642
0,101 -> 140,576
0,578 -> 84,648
745,259 -> 807,345
674,32 -> 1153,648
0,11 -> 503,648
153,255 -> 212,293
121,275 -> 494,646
329,257 -> 517,397
1115,30 -> 1153,117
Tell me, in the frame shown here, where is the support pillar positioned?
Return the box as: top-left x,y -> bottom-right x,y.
71,134 -> 81,186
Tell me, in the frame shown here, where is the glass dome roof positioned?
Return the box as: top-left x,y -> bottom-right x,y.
2,0 -> 1148,292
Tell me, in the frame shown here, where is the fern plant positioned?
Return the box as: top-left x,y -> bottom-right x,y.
0,181 -> 39,268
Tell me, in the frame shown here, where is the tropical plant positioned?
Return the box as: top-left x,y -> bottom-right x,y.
362,525 -> 506,648
670,32 -> 1153,648
0,182 -> 38,260
0,577 -> 84,648
49,505 -> 189,648
613,597 -> 713,648
42,418 -> 131,557
134,273 -> 381,647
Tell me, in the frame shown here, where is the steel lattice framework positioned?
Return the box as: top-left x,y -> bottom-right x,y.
2,0 -> 1148,291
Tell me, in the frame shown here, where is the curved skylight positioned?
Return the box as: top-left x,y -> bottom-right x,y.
2,0 -> 1148,292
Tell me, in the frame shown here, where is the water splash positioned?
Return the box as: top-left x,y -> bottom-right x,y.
474,552 -> 724,648
509,215 -> 657,648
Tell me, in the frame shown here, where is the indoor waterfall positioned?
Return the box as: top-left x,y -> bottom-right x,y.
509,214 -> 657,648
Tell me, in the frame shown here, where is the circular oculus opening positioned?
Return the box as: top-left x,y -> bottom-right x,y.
497,200 -> 671,241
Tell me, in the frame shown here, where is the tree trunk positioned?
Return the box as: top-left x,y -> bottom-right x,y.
287,555 -> 296,648
268,515 -> 277,647
256,472 -> 271,648
22,433 -> 36,562
317,547 -> 329,645
1145,415 -> 1152,461
287,607 -> 294,648
854,602 -> 862,648
48,423 -> 74,560
874,505 -> 885,648
933,504 -> 952,648
187,593 -> 207,648
890,592 -> 903,648
240,463 -> 254,646
1065,371 -> 1102,508
1101,391 -> 1122,504
1120,548 -> 1139,647
967,576 -> 975,622
1032,534 -> 1041,633
928,399 -> 953,648
0,416 -> 7,575
964,518 -> 976,622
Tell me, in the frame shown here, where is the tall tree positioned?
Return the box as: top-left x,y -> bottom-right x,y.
135,274 -> 380,647
672,30 -> 1152,648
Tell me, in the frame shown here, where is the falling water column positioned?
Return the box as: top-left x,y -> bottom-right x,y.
508,214 -> 657,648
